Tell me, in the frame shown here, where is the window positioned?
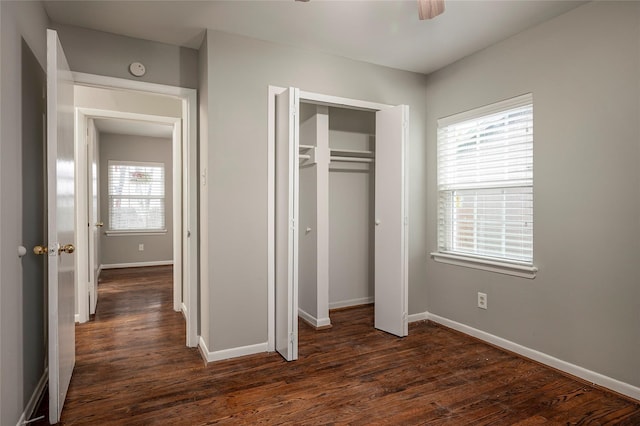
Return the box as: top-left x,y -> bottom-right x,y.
108,161 -> 165,233
434,94 -> 535,277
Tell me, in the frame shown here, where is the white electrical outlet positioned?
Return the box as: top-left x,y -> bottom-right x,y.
478,292 -> 487,310
138,244 -> 144,251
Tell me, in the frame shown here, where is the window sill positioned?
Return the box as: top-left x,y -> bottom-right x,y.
105,229 -> 168,237
431,252 -> 537,279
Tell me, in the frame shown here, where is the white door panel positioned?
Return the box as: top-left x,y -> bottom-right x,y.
46,29 -> 76,424
275,87 -> 299,361
374,105 -> 409,337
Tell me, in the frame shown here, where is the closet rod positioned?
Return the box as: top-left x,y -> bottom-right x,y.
330,156 -> 374,163
330,148 -> 374,158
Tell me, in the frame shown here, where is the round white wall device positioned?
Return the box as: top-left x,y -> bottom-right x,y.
129,62 -> 146,77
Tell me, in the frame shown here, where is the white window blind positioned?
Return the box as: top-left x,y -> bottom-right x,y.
108,161 -> 165,231
437,94 -> 533,264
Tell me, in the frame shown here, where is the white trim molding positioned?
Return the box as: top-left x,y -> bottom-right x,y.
431,252 -> 537,279
198,337 -> 268,363
299,90 -> 393,112
17,368 -> 48,426
100,260 -> 173,270
73,72 -> 195,98
298,308 -> 331,329
425,312 -> 640,402
407,312 -> 429,323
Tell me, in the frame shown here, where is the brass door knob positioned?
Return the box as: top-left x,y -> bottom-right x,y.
59,244 -> 75,254
33,245 -> 48,255
96,221 -> 104,227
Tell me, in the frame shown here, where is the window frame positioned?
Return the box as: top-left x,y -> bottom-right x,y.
106,160 -> 167,236
431,94 -> 537,279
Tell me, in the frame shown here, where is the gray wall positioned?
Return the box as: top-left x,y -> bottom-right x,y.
328,107 -> 375,307
99,133 -> 173,266
198,32 -> 209,338
425,1 -> 640,388
0,2 -> 49,424
51,23 -> 199,89
201,30 -> 428,352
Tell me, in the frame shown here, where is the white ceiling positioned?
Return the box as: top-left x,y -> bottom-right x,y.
94,118 -> 174,139
43,0 -> 585,75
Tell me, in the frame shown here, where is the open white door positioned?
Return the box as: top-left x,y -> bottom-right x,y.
46,29 -> 76,424
87,119 -> 100,314
374,105 -> 409,337
275,87 -> 299,361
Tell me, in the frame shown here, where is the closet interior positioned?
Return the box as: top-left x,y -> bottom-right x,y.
297,102 -> 377,331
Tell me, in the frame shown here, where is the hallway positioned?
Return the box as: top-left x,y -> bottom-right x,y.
59,266 -> 202,424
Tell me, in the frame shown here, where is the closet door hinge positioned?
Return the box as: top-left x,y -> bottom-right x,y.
289,332 -> 296,344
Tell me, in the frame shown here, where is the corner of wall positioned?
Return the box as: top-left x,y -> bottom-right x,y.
197,28 -> 210,346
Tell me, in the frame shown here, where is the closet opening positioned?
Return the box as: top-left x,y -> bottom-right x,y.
270,86 -> 408,362
298,104 -> 377,336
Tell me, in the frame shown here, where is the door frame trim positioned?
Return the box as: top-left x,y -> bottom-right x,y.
73,72 -> 198,348
267,85 -> 395,352
75,107 -> 180,315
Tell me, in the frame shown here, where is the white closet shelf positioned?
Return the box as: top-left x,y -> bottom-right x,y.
299,144 -> 315,151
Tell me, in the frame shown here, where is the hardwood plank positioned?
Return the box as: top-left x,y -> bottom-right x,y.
31,266 -> 640,424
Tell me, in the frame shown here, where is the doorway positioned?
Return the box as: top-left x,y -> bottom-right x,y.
268,86 -> 410,361
20,38 -> 48,422
72,75 -> 198,348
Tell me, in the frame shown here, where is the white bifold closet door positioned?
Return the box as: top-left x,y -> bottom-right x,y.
374,105 -> 409,337
275,87 -> 300,361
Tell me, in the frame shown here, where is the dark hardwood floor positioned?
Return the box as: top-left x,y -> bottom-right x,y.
34,266 -> 640,425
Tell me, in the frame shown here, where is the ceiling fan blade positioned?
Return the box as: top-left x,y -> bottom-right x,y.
417,0 -> 445,20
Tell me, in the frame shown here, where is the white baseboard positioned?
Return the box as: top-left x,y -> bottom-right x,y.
17,367 -> 48,426
181,302 -> 187,319
426,312 -> 640,402
100,260 -> 173,270
198,336 -> 268,363
408,312 -> 429,323
298,308 -> 331,328
329,296 -> 373,310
